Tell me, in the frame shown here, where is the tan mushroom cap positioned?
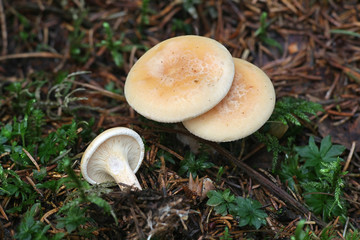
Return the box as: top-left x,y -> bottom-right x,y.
80,127 -> 144,189
183,58 -> 276,142
124,35 -> 235,123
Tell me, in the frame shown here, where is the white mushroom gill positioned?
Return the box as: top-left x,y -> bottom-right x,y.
86,135 -> 142,189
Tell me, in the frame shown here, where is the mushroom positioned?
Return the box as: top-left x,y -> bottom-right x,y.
80,127 -> 144,190
124,35 -> 235,123
183,58 -> 276,142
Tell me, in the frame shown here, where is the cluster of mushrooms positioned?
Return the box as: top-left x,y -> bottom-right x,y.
81,35 -> 276,190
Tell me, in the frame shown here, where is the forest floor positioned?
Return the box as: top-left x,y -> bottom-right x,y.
0,0 -> 360,239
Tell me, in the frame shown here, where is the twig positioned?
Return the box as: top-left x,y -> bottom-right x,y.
130,206 -> 146,239
0,0 -> 7,55
25,176 -> 44,197
40,208 -> 59,223
150,141 -> 184,161
22,147 -> 40,171
0,203 -> 8,221
71,80 -> 126,102
343,141 -> 356,172
343,217 -> 349,238
0,52 -> 64,61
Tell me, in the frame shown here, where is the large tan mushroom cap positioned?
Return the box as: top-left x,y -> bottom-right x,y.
183,58 -> 276,142
124,35 -> 235,123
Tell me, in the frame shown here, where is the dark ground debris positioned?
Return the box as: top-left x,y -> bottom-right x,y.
0,0 -> 360,239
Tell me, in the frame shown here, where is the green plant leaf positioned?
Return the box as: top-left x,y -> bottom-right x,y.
207,190 -> 227,206
179,152 -> 214,177
87,195 -> 117,224
291,220 -> 312,240
14,203 -> 51,240
270,97 -> 323,126
296,136 -> 345,176
261,36 -> 283,51
301,158 -> 347,221
330,29 -> 360,38
220,227 -> 232,240
56,206 -> 89,233
207,189 -> 236,216
232,197 -> 267,229
214,204 -> 229,216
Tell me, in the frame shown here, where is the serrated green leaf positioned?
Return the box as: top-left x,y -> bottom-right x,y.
233,197 -> 267,229
238,217 -> 250,227
308,136 -> 319,155
180,152 -> 213,177
56,206 -> 88,233
324,145 -> 346,162
207,190 -> 225,206
222,189 -> 233,202
214,204 -> 228,216
207,189 -> 237,216
319,135 -> 332,156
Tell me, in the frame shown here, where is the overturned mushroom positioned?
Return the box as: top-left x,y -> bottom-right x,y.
183,58 -> 276,142
80,127 -> 144,190
125,35 -> 235,123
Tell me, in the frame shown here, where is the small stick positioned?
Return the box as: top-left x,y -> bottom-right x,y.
343,217 -> 350,238
0,203 -> 8,221
151,141 -> 184,161
0,52 -> 63,61
40,208 -> 59,222
71,80 -> 126,102
343,141 -> 356,172
0,0 -> 7,55
22,148 -> 40,171
25,176 -> 44,197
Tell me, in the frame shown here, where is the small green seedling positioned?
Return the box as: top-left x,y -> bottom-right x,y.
207,189 -> 268,229
69,13 -> 90,63
255,12 -> 282,52
220,227 -> 232,240
279,136 -> 347,221
232,197 -> 268,229
295,135 -> 346,176
256,97 -> 324,170
56,206 -> 89,234
98,22 -> 147,67
207,189 -> 236,216
14,203 -> 65,240
290,220 -> 312,240
179,152 -> 214,178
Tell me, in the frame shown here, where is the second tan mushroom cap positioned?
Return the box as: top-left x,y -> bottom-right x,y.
183,58 -> 276,142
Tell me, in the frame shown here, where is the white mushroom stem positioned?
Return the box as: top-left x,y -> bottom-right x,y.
80,127 -> 145,191
106,154 -> 142,190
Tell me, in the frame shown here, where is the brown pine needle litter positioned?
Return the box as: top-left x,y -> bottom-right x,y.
0,1 -> 360,239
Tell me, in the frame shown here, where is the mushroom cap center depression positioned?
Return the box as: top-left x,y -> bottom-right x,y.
149,49 -> 224,96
